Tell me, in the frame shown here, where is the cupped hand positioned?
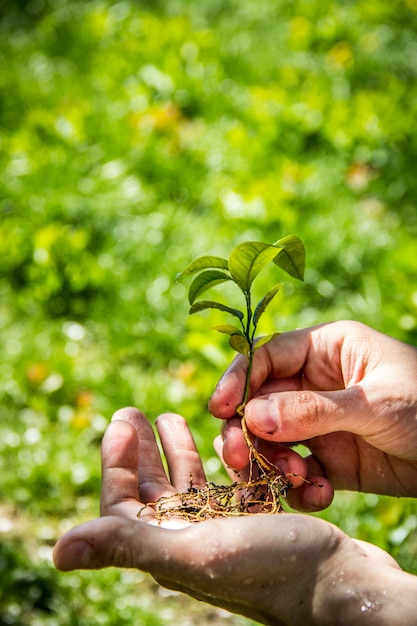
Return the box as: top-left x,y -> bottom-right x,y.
53,407 -> 411,626
209,320 -> 417,499
97,407 -> 207,524
96,406 -> 330,518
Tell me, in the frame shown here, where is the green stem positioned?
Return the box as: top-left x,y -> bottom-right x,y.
236,290 -> 280,478
240,345 -> 254,412
237,290 -> 255,416
244,290 -> 252,339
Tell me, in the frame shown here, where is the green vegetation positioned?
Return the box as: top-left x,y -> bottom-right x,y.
177,236 -> 305,411
1,0 -> 417,623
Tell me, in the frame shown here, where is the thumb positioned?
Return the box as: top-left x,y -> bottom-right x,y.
53,517 -> 140,571
244,386 -> 366,442
53,517 -> 169,572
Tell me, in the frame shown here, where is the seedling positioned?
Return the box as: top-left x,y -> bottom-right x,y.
139,235 -> 306,522
177,235 -> 305,410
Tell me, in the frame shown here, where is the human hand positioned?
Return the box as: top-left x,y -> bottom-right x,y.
53,407 -> 415,626
100,406 -> 331,516
209,320 -> 417,499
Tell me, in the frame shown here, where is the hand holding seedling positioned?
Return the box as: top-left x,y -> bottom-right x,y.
53,239 -> 417,624
210,320 -> 417,500
170,235 -> 318,516
54,407 -> 417,626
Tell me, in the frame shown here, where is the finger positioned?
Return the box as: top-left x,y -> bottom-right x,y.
255,439 -> 309,489
208,354 -> 248,419
217,427 -> 334,511
100,419 -> 143,518
110,407 -> 175,505
220,416 -> 307,479
209,329 -> 314,420
53,516 -> 176,572
244,385 -> 368,443
53,516 -> 199,575
220,418 -> 321,494
268,446 -> 334,512
213,434 -> 243,483
156,413 -> 206,490
286,475 -> 334,512
221,417 -> 253,472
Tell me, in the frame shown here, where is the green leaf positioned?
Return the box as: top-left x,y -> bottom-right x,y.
214,326 -> 250,353
213,324 -> 245,337
175,255 -> 229,281
228,242 -> 282,292
188,270 -> 233,304
189,300 -> 244,320
253,283 -> 282,327
229,334 -> 250,355
254,333 -> 280,351
273,235 -> 305,281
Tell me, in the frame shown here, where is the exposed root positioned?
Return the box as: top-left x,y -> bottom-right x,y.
138,416 -> 321,523
139,473 -> 291,523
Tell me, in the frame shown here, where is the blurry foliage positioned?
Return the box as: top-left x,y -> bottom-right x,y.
0,0 -> 417,623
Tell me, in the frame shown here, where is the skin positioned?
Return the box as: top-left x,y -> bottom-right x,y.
53,407 -> 417,625
209,320 -> 417,508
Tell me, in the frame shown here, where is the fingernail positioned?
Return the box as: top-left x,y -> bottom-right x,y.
57,540 -> 93,570
246,399 -> 278,435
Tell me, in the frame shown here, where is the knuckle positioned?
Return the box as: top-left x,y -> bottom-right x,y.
290,391 -> 321,425
109,537 -> 134,568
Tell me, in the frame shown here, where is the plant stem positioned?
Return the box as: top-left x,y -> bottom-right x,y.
241,346 -> 253,411
237,287 -> 281,477
236,290 -> 254,416
244,290 -> 252,339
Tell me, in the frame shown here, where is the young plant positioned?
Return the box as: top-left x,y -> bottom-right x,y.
139,235 -> 306,522
176,235 -> 305,417
176,235 -> 305,482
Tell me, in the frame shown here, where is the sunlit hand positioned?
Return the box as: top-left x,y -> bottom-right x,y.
98,406 -> 331,518
209,320 -> 417,501
53,407 -> 416,626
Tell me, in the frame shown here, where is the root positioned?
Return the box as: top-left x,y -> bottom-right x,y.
138,417 -> 323,523
139,472 -> 291,523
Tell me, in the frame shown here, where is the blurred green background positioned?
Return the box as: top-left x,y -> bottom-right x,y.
1,0 -> 417,623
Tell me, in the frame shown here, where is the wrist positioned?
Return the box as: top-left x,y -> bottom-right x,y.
314,539 -> 417,625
